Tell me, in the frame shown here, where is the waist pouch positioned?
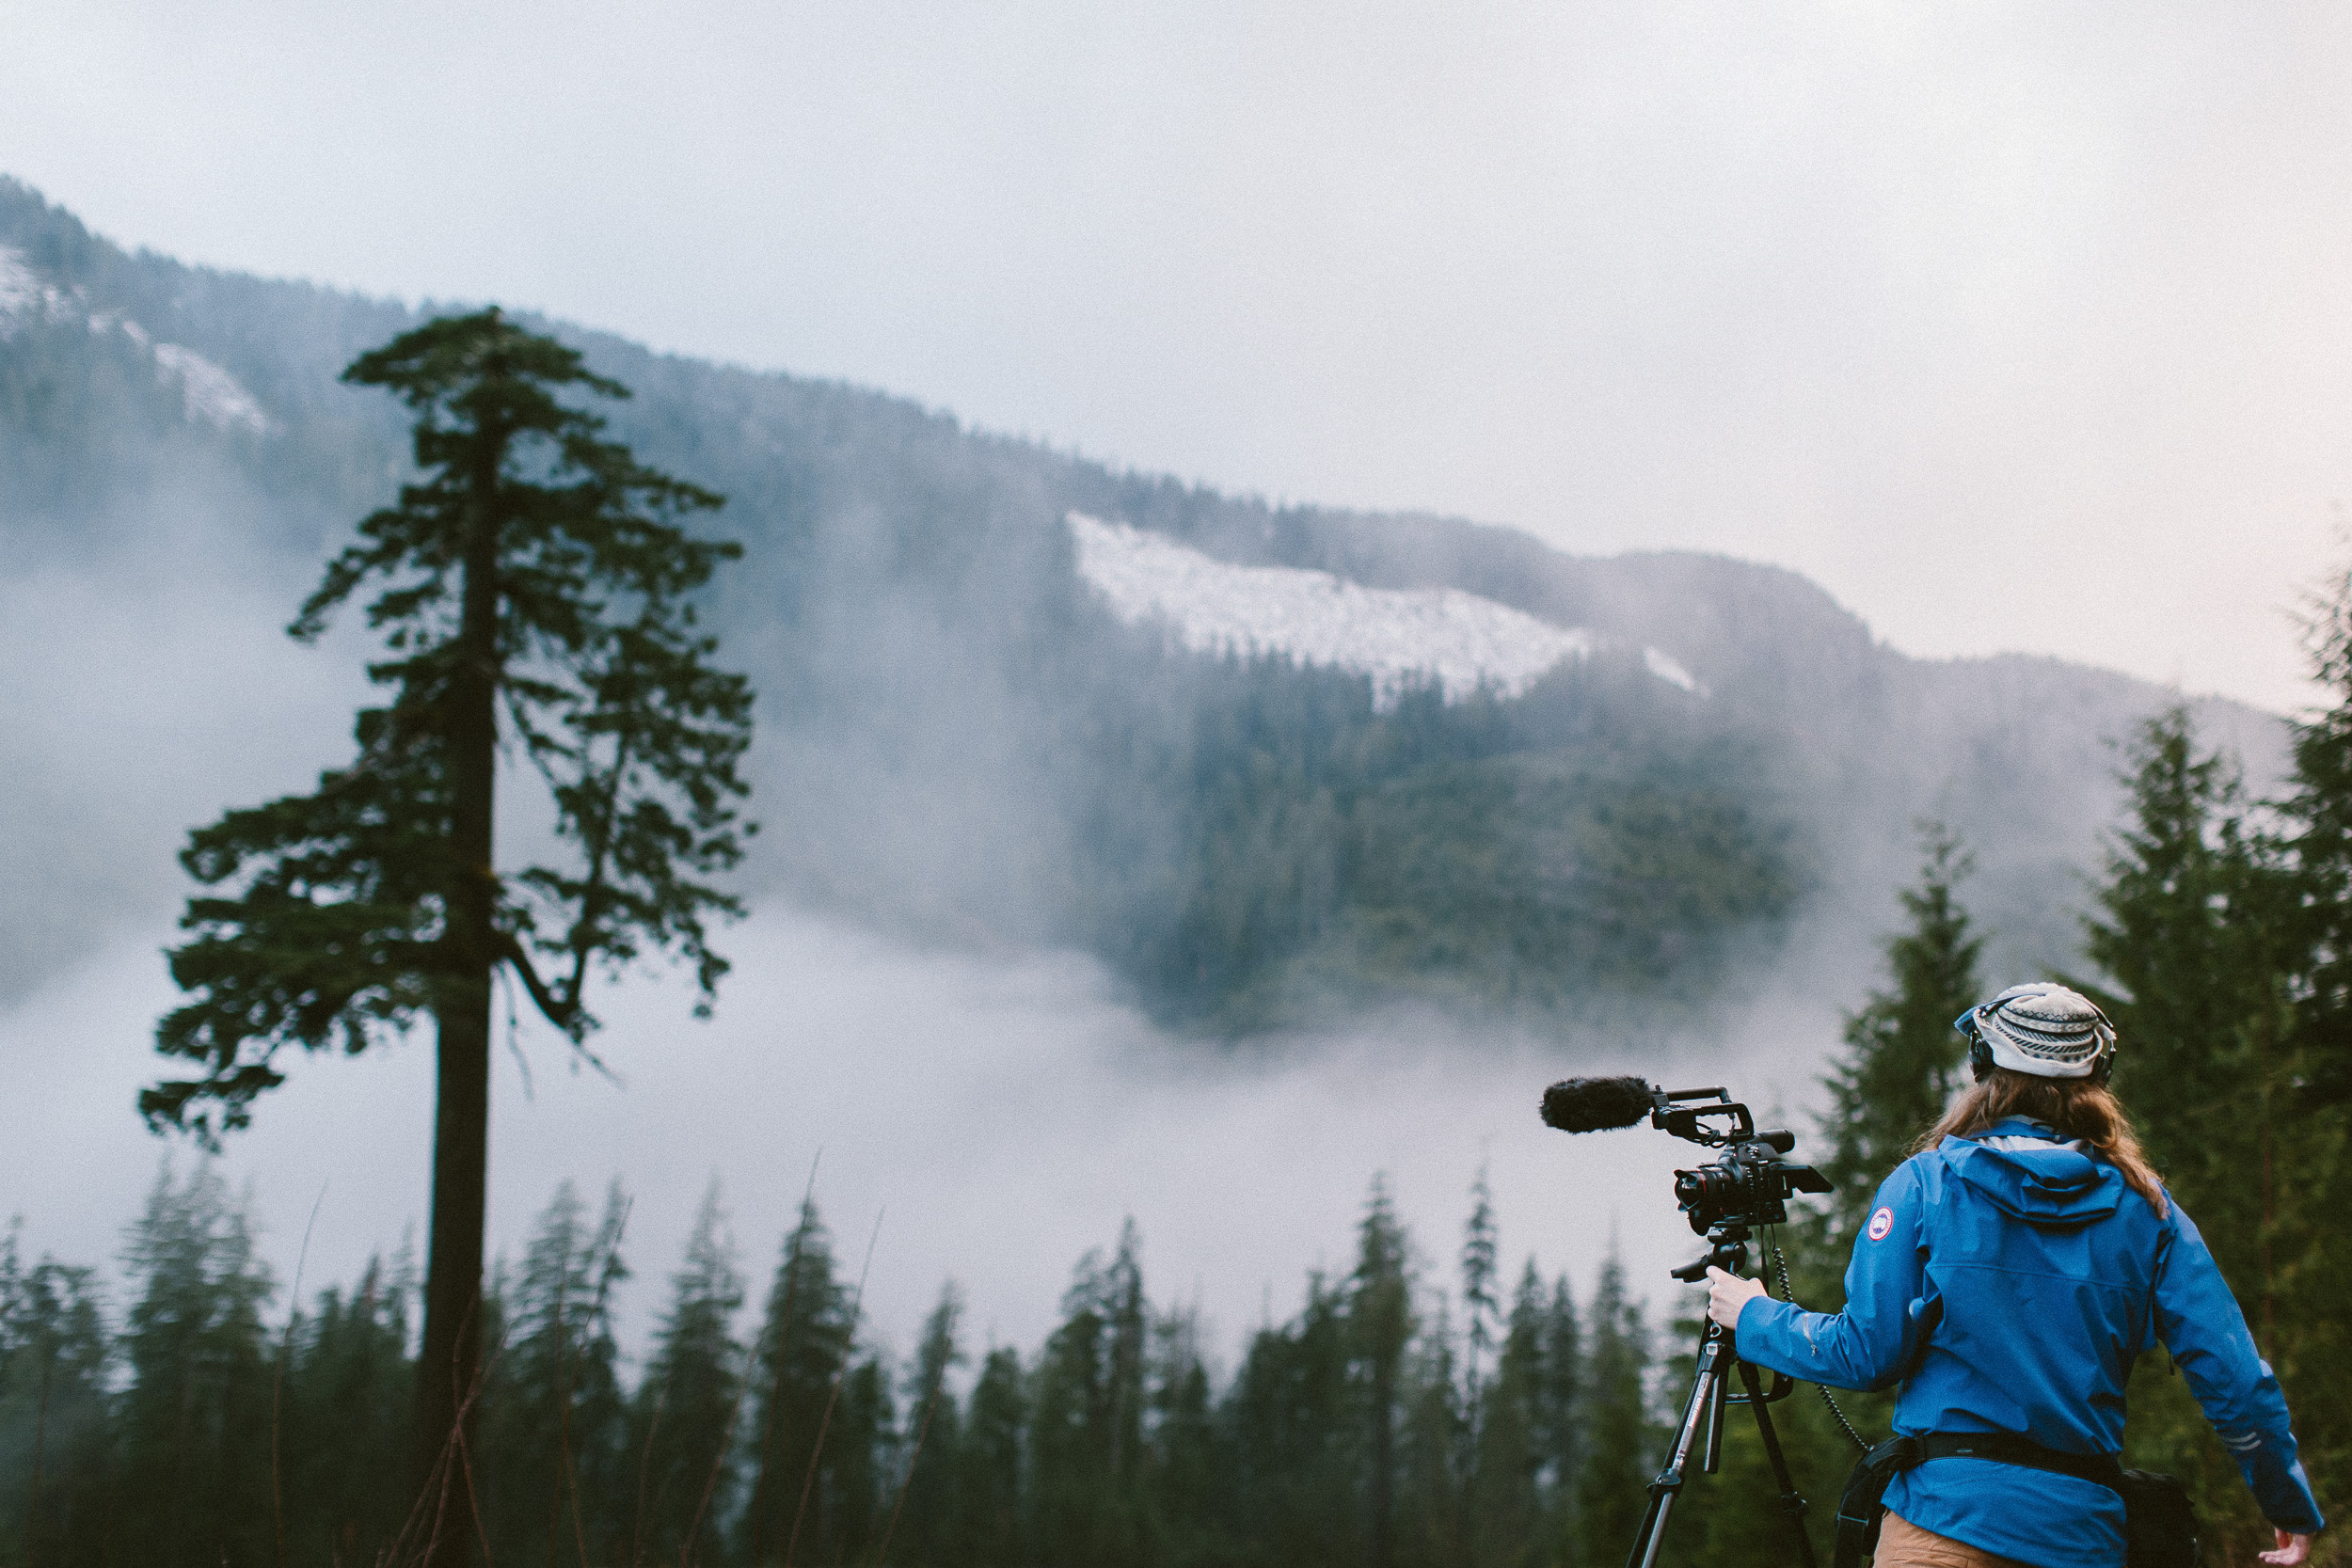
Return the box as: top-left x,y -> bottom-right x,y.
1833,1432 -> 2198,1568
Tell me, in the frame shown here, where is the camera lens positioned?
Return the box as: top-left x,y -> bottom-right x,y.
1676,1166 -> 1739,1211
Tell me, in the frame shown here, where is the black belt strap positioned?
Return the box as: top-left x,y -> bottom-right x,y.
1915,1431 -> 2123,1494
1833,1433 -> 2122,1568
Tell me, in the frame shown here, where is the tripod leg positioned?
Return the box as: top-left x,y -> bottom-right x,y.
1736,1357 -> 1819,1568
1624,1326 -> 1729,1568
1702,1345 -> 1730,1474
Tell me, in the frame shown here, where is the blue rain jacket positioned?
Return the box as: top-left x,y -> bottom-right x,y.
1736,1117 -> 2324,1567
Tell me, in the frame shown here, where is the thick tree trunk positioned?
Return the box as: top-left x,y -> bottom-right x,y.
416,993 -> 491,1561
416,433 -> 508,1568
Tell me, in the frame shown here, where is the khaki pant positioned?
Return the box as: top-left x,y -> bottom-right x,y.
1873,1510 -> 2029,1567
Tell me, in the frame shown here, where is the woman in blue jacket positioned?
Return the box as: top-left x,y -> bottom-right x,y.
1708,982 -> 2323,1567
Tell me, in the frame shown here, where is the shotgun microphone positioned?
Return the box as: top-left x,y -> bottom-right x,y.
1539,1075 -> 1658,1133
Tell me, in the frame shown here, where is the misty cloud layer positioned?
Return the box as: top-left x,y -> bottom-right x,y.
0,511 -> 372,997
1,901 -> 1847,1370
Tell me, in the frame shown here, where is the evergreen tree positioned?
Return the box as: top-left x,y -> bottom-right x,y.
280,1252 -> 417,1568
1535,1272 -> 1581,1563
1147,1301 -> 1227,1568
1225,1275 -> 1359,1568
960,1346 -> 1027,1568
1818,823 -> 1982,1242
1395,1301 -> 1464,1568
2077,709 -> 2293,1224
0,1226 -> 111,1567
112,1163 -> 277,1568
2268,573 -> 2352,1560
2282,551 -> 2352,1107
1570,1249 -> 1648,1568
480,1180 -> 630,1568
1457,1167 -> 1499,1453
825,1354 -> 898,1566
740,1196 -> 852,1567
1352,1178 -> 1416,1568
628,1183 -> 745,1568
883,1283 -> 965,1567
1465,1264 -> 1545,1568
1028,1224 -> 1149,1567
146,309 -> 757,1559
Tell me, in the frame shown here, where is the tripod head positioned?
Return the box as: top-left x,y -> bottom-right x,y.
1668,1222 -> 1754,1283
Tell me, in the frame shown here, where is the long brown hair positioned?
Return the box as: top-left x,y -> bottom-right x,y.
1914,1069 -> 2169,1216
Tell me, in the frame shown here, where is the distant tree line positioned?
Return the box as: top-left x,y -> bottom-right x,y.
0,1164 -> 1660,1568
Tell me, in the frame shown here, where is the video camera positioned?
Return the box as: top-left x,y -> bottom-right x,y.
1539,1076 -> 1833,1277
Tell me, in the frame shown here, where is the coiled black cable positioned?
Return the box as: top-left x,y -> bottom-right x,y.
1760,1225 -> 1874,1453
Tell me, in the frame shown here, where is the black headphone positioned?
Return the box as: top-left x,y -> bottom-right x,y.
1966,1033 -> 1995,1083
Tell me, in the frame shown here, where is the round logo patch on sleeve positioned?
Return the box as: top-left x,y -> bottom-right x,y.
1867,1207 -> 1895,1241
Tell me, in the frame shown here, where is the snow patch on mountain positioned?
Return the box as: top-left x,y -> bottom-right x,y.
0,246 -> 274,436
0,248 -> 38,315
1644,645 -> 1700,693
0,245 -> 70,328
1072,513 -> 1610,704
152,343 -> 276,436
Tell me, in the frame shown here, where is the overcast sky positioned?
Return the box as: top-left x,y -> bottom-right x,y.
8,3 -> 2350,710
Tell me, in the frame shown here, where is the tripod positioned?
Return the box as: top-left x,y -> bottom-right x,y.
1623,1226 -> 1817,1568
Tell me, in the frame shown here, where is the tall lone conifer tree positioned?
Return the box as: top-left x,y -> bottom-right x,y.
145,309 -> 755,1563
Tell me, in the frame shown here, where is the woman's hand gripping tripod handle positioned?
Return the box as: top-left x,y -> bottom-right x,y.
1706,1264 -> 1771,1330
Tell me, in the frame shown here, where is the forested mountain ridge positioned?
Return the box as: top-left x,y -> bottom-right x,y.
0,177 -> 2277,1029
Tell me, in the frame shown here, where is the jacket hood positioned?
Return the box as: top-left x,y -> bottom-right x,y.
1940,1117 -> 2122,1227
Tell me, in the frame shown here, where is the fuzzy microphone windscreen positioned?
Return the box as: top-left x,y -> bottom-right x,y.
1540,1075 -> 1657,1133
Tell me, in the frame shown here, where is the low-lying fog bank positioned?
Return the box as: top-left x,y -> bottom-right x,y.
0,899 -> 1851,1372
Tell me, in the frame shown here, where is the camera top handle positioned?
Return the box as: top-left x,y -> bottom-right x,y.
1651,1086 -> 1748,1144
1648,1085 -> 1797,1153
